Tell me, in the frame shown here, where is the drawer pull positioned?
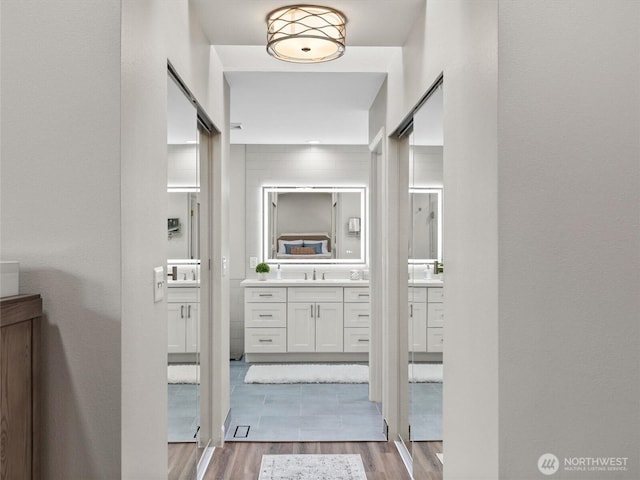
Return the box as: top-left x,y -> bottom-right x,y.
357,314 -> 369,317
258,293 -> 273,297
258,314 -> 273,317
358,293 -> 369,297
258,339 -> 273,343
357,338 -> 369,343
181,305 -> 184,318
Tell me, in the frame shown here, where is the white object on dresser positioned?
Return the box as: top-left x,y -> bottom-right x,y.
167,287 -> 199,353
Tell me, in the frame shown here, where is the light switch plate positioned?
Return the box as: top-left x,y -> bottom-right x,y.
153,266 -> 164,302
249,256 -> 258,268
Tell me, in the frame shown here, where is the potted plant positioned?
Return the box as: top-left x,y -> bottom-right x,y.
255,262 -> 270,280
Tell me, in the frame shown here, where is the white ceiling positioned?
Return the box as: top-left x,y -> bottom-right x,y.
190,0 -> 426,145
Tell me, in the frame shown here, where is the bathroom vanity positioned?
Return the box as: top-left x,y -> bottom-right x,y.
241,279 -> 443,363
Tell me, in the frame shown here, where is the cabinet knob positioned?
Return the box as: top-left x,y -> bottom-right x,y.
258,338 -> 273,343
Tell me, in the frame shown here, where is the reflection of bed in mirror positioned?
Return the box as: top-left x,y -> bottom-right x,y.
275,233 -> 333,259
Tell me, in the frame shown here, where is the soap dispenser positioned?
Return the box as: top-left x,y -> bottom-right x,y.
276,264 -> 282,280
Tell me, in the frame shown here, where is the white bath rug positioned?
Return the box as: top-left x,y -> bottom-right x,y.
244,363 -> 443,384
409,363 -> 443,383
245,364 -> 369,384
168,364 -> 199,384
259,454 -> 367,480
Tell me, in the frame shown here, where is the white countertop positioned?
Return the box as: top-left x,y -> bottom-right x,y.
167,280 -> 200,288
240,278 -> 444,287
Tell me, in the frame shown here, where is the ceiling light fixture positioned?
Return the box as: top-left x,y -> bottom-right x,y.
266,5 -> 347,63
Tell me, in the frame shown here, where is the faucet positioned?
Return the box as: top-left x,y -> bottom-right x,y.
168,265 -> 178,280
433,260 -> 442,275
312,268 -> 317,280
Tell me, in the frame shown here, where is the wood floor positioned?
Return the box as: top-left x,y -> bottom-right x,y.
170,440 -> 443,479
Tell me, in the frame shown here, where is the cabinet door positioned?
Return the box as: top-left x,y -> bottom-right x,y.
168,303 -> 187,353
408,302 -> 427,352
287,303 -> 315,352
185,302 -> 199,353
315,302 -> 343,352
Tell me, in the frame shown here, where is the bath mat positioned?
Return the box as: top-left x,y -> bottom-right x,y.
245,364 -> 368,384
168,364 -> 199,384
259,454 -> 366,480
244,363 -> 443,384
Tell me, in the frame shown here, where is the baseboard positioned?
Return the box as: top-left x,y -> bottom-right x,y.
394,440 -> 414,479
197,446 -> 215,480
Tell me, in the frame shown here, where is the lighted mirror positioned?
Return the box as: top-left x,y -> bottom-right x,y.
262,186 -> 366,264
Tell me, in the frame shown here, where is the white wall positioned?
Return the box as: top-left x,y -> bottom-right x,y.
1,1 -> 226,478
243,144 -> 371,276
1,1 -> 122,478
377,1 -> 640,479
497,1 -> 640,478
121,2 -> 227,478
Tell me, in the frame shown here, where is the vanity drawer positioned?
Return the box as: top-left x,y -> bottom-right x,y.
344,303 -> 370,328
427,327 -> 444,352
344,328 -> 370,352
427,287 -> 444,303
245,328 -> 286,353
245,303 -> 287,328
245,287 -> 287,303
344,287 -> 370,303
287,286 -> 343,303
409,287 -> 428,303
167,287 -> 199,303
427,303 -> 444,328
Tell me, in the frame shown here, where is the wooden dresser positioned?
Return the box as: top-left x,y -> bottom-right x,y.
1,294 -> 41,480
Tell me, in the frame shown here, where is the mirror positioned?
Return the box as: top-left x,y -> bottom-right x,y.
409,188 -> 442,263
408,82 -> 444,479
262,186 -> 366,264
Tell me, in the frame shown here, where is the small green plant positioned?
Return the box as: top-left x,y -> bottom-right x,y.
255,262 -> 270,274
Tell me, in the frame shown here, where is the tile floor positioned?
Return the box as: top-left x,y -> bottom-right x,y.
168,383 -> 199,443
167,360 -> 443,443
226,360 -> 386,442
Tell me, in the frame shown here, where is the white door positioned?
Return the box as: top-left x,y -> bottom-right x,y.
315,302 -> 344,352
287,302 -> 315,352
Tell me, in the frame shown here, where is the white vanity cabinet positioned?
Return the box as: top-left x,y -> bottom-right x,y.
287,287 -> 343,352
426,287 -> 444,352
409,286 -> 443,353
343,287 -> 370,352
167,287 -> 199,353
244,287 -> 287,353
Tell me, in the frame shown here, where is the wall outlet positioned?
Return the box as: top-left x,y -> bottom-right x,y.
249,256 -> 258,268
153,266 -> 164,302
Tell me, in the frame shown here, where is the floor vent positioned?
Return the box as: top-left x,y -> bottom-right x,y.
233,425 -> 250,438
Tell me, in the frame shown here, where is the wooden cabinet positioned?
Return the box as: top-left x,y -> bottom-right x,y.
1,294 -> 42,480
167,288 -> 199,353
